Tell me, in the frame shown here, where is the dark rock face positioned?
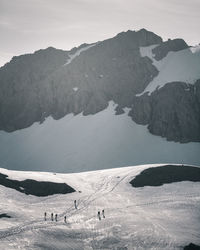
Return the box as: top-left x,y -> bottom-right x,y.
130,165 -> 200,187
0,173 -> 75,196
152,38 -> 189,60
0,47 -> 69,131
129,81 -> 200,142
115,105 -> 125,115
39,28 -> 162,121
149,82 -> 200,142
184,243 -> 200,250
0,214 -> 11,219
0,29 -> 161,131
129,93 -> 151,125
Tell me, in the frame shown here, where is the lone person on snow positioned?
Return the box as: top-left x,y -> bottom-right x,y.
97,211 -> 101,220
44,212 -> 47,221
102,209 -> 105,218
74,200 -> 77,209
64,216 -> 66,223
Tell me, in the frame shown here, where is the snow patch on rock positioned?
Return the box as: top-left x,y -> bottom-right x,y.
137,44 -> 200,96
63,43 -> 97,66
73,87 -> 78,92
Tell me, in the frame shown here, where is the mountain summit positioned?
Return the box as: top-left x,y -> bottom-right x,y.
0,29 -> 200,172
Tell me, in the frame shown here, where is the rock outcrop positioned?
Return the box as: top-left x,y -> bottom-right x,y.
0,47 -> 69,131
129,80 -> 200,142
0,29 -> 162,131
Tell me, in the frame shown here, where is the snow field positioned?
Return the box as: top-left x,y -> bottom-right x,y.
0,102 -> 199,174
0,164 -> 199,249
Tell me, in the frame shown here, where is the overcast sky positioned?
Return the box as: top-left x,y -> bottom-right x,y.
0,0 -> 200,66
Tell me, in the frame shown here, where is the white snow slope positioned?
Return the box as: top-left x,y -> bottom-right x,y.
0,102 -> 199,173
137,44 -> 200,96
0,164 -> 199,249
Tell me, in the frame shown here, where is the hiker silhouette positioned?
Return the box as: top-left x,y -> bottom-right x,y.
97,211 -> 101,220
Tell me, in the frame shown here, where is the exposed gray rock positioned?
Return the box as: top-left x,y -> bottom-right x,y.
115,105 -> 125,115
0,29 -> 161,131
129,80 -> 200,142
184,243 -> 200,250
129,93 -> 151,125
130,165 -> 200,187
0,47 -> 69,131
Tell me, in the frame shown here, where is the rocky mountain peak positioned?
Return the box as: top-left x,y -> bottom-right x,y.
114,28 -> 163,47
0,29 -> 199,143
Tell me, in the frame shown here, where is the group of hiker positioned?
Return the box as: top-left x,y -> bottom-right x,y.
44,199 -> 105,222
44,200 -> 78,223
44,211 -> 67,223
97,209 -> 105,220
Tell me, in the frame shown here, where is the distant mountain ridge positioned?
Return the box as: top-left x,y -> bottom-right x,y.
0,28 -> 200,143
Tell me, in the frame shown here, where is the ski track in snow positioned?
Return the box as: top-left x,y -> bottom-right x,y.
0,171 -> 124,239
0,164 -> 200,249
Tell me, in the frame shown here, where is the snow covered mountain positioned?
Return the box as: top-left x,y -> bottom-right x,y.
0,29 -> 200,173
0,164 -> 199,249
